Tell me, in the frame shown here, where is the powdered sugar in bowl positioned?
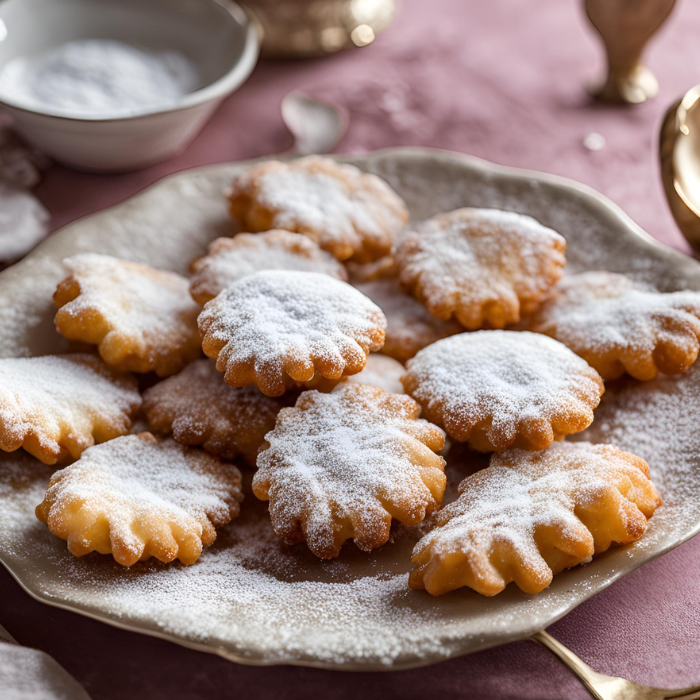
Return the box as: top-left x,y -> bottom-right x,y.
0,0 -> 259,172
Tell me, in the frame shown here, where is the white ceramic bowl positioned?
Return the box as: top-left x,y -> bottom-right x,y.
0,0 -> 259,172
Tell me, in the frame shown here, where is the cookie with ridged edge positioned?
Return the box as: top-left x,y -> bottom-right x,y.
143,359 -> 296,464
198,270 -> 386,397
0,354 -> 141,465
530,270 -> 700,380
410,441 -> 661,596
253,383 -> 446,559
36,433 -> 243,567
393,208 -> 566,329
54,253 -> 201,377
227,156 -> 408,263
402,331 -> 604,452
189,229 -> 348,305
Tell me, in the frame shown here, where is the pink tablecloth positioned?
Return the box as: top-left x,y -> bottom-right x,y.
3,0 -> 700,698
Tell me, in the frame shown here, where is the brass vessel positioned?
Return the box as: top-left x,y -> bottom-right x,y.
660,85 -> 700,252
241,0 -> 396,58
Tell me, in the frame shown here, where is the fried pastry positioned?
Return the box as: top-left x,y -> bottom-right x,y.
353,274 -> 462,362
346,353 -> 406,394
530,271 -> 700,380
410,441 -> 661,596
296,354 -> 406,394
36,433 -> 243,566
189,230 -> 348,305
393,208 -> 566,329
253,383 -> 446,558
143,359 -> 295,464
227,156 -> 408,262
402,331 -> 604,451
198,270 -> 386,397
0,354 -> 140,465
54,253 -> 201,377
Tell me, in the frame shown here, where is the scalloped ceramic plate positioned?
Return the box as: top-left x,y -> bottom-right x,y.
1,148 -> 699,670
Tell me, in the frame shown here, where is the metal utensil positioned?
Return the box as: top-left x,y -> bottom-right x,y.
281,91 -> 348,155
660,85 -> 700,252
534,631 -> 700,700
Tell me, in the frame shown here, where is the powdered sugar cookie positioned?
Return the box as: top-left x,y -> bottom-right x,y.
402,331 -> 604,452
530,271 -> 700,380
354,276 -> 463,362
346,354 -> 405,394
393,208 -> 566,329
410,441 -> 661,596
306,353 -> 406,394
189,230 -> 348,305
199,270 -> 387,397
227,156 -> 408,262
345,255 -> 399,283
253,383 -> 446,559
0,354 -> 140,465
36,433 -> 243,567
54,253 -> 201,377
143,359 -> 295,464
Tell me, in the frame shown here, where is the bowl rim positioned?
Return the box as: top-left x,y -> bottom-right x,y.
0,0 -> 260,123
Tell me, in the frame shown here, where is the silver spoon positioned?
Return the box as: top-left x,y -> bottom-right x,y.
281,91 -> 348,155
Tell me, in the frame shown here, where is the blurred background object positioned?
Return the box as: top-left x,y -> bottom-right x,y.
585,0 -> 676,104
660,85 -> 700,252
0,623 -> 92,700
281,91 -> 348,154
0,121 -> 49,267
241,0 -> 396,58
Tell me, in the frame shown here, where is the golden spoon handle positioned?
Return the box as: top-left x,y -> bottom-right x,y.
531,630 -> 607,700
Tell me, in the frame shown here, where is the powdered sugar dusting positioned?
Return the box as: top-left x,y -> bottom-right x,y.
198,270 -> 386,395
0,357 -> 699,665
37,434 -> 243,566
531,271 -> 700,378
353,276 -> 462,361
189,230 -> 348,305
253,383 -> 446,558
2,153 -> 700,668
394,208 -> 566,328
411,442 -> 661,596
0,354 -> 140,464
55,253 -> 201,376
346,354 -> 405,394
403,331 -> 603,449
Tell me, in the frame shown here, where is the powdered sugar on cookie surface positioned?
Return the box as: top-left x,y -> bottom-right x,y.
199,270 -> 387,396
228,157 -> 409,262
411,442 -> 661,596
189,230 -> 348,305
253,383 -> 446,558
0,354 -> 140,464
403,331 -> 604,450
354,276 -> 462,361
36,433 -> 243,566
394,208 -> 566,329
54,253 -> 201,376
531,271 -> 700,380
346,353 -> 405,394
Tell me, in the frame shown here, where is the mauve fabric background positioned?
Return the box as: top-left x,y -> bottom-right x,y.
2,0 -> 700,698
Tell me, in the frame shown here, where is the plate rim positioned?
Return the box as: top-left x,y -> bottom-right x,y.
1,146 -> 698,671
